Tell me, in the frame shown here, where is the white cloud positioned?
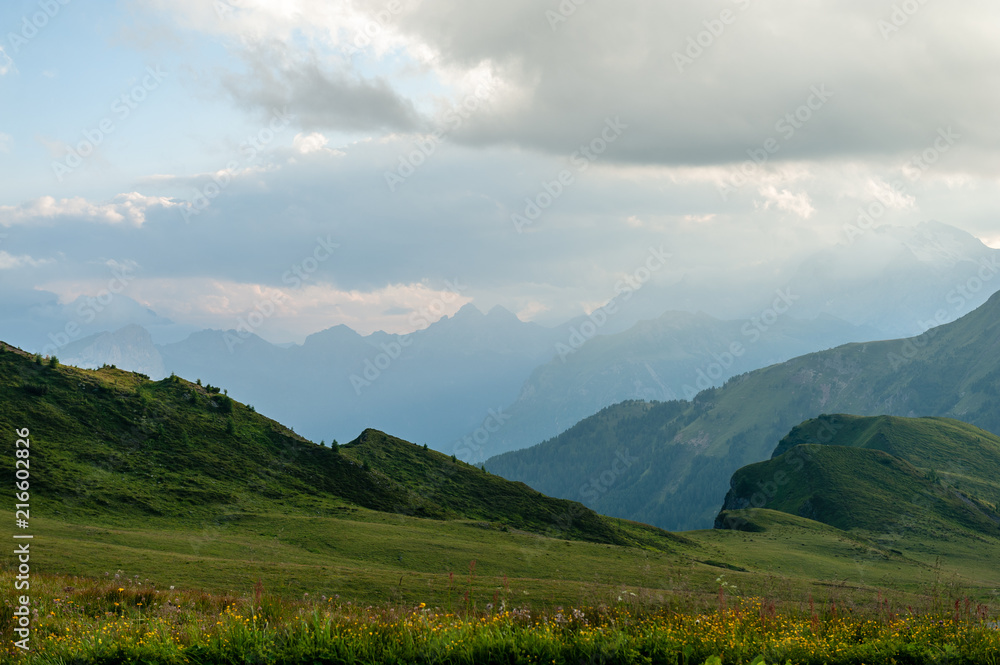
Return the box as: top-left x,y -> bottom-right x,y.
142,0 -> 1000,175
515,300 -> 549,322
292,132 -> 343,155
107,277 -> 475,340
0,251 -> 53,270
0,46 -> 13,76
866,177 -> 917,210
0,133 -> 11,153
0,192 -> 180,228
756,185 -> 816,219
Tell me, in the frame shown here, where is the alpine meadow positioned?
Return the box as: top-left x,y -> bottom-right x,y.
3,0 -> 1000,663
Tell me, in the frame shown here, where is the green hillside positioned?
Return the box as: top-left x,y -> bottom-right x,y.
0,344 -> 410,522
719,443 -> 1000,537
341,428 -> 687,548
4,342 -> 1000,613
0,342 -> 675,548
714,415 -> 1000,587
487,289 -> 1000,530
772,414 -> 1000,510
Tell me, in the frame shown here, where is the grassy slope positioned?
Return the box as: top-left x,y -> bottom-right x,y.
3,344 -> 998,610
0,342 -> 699,607
0,343 -> 410,522
715,416 -> 1000,593
722,444 -> 1000,536
342,427 -> 690,550
0,343 -> 675,548
487,289 -> 1000,530
772,414 -> 1000,509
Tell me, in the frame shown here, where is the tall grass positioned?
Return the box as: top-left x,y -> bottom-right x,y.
2,571 -> 998,664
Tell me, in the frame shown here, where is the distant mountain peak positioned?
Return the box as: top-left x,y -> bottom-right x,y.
486,305 -> 523,323
304,324 -> 364,347
452,303 -> 485,319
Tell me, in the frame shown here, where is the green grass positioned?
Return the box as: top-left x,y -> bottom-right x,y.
4,571 -> 1000,664
773,414 -> 1000,509
718,416 -> 1000,576
5,342 -> 1000,661
342,429 -> 690,549
723,444 -> 1000,536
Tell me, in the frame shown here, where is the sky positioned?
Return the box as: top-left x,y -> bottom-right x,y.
2,0 -> 1000,342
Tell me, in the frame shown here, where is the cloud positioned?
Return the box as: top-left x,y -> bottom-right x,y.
0,133 -> 11,153
221,42 -> 421,133
0,46 -> 13,76
515,300 -> 549,322
4,104 -> 998,340
102,277 -> 474,339
866,177 -> 917,210
980,235 -> 1000,249
292,132 -> 343,155
144,0 -> 1000,174
0,193 -> 180,227
756,185 -> 815,219
0,251 -> 53,270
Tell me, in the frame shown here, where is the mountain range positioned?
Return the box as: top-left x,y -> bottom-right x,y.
5,340 -> 998,606
486,287 -> 1000,531
3,221 -> 998,463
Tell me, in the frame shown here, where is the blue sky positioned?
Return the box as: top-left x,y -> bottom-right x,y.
2,0 -> 1000,342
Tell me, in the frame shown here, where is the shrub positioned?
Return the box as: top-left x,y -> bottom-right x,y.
215,395 -> 233,414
